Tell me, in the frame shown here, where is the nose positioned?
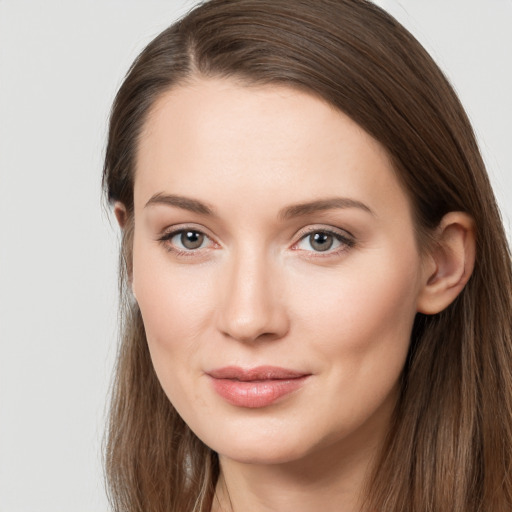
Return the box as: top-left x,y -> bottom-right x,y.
217,250 -> 290,343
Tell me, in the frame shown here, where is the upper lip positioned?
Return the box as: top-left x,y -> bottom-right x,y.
207,365 -> 310,381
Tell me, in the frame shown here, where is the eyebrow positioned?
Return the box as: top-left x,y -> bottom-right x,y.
144,193 -> 374,218
278,197 -> 374,219
145,193 -> 216,216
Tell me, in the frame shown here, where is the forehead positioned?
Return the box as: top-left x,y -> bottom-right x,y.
134,78 -> 410,221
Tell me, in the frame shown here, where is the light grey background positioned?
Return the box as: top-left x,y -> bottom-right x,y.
0,1 -> 510,511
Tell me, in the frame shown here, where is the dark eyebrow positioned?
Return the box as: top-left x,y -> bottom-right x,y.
144,193 -> 215,216
144,193 -> 373,219
279,197 -> 374,220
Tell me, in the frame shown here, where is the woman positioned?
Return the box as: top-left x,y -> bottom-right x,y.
102,1 -> 512,511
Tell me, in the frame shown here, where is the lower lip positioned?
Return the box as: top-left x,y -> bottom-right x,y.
209,376 -> 309,408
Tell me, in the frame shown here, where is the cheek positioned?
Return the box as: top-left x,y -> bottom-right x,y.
133,232 -> 211,326
285,248 -> 422,440
295,246 -> 421,379
131,237 -> 216,384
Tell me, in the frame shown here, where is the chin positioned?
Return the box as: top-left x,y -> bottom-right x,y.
198,423 -> 322,466
217,442 -> 311,465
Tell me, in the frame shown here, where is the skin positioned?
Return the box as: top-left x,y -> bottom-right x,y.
123,78 -> 475,512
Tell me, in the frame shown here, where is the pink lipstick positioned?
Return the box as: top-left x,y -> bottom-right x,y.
207,366 -> 310,408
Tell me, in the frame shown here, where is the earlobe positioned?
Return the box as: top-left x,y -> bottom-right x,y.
114,202 -> 128,229
417,212 -> 476,315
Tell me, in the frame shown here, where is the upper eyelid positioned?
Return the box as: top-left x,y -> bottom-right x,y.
293,224 -> 355,241
159,224 -> 214,240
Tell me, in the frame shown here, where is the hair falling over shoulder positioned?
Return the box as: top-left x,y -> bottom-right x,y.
102,1 -> 512,510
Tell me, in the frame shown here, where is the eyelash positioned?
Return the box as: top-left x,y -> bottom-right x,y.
157,225 -> 355,258
158,226 -> 217,257
292,227 -> 355,257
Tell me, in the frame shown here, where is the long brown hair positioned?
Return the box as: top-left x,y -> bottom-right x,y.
102,1 -> 512,510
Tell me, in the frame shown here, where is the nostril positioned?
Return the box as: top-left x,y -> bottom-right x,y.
220,316 -> 278,343
218,301 -> 290,343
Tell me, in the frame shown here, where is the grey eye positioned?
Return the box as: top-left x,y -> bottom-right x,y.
295,229 -> 352,254
178,230 -> 206,250
309,232 -> 334,252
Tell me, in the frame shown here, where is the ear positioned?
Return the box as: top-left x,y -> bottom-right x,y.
417,212 -> 476,315
113,202 -> 137,298
114,201 -> 128,229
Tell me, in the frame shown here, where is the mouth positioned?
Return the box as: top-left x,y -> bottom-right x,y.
207,366 -> 311,408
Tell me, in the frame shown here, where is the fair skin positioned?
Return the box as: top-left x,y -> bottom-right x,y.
116,78 -> 475,512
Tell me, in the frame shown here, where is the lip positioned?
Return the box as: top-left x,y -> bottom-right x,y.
207,366 -> 311,408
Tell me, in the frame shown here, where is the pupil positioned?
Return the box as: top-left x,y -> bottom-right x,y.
311,232 -> 333,251
181,231 -> 204,249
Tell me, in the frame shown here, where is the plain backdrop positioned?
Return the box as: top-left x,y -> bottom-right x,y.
0,1 -> 510,511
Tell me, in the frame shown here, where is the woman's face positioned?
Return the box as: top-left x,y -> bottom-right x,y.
131,78 -> 428,464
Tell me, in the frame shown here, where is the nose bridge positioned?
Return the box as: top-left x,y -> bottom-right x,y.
218,244 -> 288,342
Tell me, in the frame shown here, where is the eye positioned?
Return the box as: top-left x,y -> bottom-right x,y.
295,229 -> 354,253
175,230 -> 207,250
159,228 -> 213,252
